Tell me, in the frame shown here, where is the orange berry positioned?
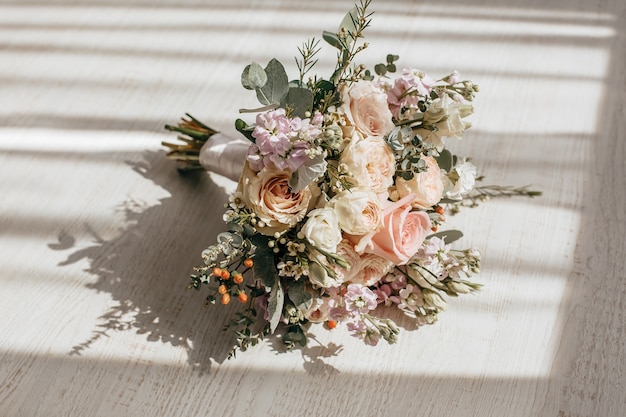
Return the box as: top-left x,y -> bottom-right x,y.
212,267 -> 222,277
221,293 -> 231,305
431,226 -> 438,232
233,273 -> 244,285
218,284 -> 228,295
326,320 -> 337,329
243,258 -> 254,268
220,269 -> 230,280
237,292 -> 248,303
435,206 -> 445,215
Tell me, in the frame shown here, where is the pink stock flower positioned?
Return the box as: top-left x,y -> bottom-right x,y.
246,109 -> 322,172
344,283 -> 378,314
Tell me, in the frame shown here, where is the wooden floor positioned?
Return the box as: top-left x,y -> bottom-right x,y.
1,0 -> 625,416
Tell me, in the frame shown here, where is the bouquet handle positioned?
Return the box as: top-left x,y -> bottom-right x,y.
198,134 -> 248,182
163,114 -> 248,181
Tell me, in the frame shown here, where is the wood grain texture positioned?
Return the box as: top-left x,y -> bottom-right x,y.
0,0 -> 624,416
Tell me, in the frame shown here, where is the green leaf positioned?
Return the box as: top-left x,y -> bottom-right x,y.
386,54 -> 399,63
235,118 -> 255,142
250,234 -> 277,288
374,63 -> 387,76
281,87 -> 313,118
241,62 -> 267,90
287,280 -> 313,312
256,59 -> 289,105
435,149 -> 453,172
322,30 -> 342,49
428,230 -> 464,245
267,280 -> 284,333
339,6 -> 358,46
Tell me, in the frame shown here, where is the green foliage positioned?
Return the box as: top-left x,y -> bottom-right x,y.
428,230 -> 464,245
267,280 -> 284,333
241,62 -> 268,90
256,59 -> 290,105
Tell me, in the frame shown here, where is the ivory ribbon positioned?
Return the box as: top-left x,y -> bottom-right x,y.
198,133 -> 250,182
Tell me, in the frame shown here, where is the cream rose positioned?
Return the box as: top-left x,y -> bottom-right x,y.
395,155 -> 444,209
351,253 -> 394,286
424,95 -> 473,140
239,163 -> 317,235
354,193 -> 431,265
331,188 -> 383,236
300,208 -> 342,253
340,80 -> 396,138
340,135 -> 396,194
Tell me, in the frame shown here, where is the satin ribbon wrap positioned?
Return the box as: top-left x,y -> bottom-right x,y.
199,133 -> 250,182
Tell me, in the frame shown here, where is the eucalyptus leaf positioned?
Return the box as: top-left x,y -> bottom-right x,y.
428,229 -> 464,245
281,87 -> 313,118
435,149 -> 453,172
256,59 -> 289,105
374,63 -> 387,76
267,280 -> 284,333
241,62 -> 267,90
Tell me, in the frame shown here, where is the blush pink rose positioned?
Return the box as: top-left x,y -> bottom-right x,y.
354,193 -> 431,265
340,80 -> 396,138
395,155 -> 444,209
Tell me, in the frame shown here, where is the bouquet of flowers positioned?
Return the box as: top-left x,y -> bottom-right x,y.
163,0 -> 539,357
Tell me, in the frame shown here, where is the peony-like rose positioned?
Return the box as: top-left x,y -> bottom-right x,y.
300,208 -> 342,253
340,135 -> 396,194
350,253 -> 394,286
395,155 -> 444,209
331,188 -> 383,236
239,162 -> 317,235
354,193 -> 431,265
340,80 -> 396,138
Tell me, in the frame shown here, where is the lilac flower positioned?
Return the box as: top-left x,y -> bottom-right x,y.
344,283 -> 378,314
246,109 -> 323,173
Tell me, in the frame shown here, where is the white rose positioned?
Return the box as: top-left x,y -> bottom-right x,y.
424,95 -> 473,140
300,208 -> 342,253
445,160 -> 477,200
331,188 -> 383,236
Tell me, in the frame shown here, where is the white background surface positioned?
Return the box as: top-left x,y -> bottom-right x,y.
1,0 -> 624,416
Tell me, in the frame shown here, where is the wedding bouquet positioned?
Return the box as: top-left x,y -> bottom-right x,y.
163,1 -> 539,357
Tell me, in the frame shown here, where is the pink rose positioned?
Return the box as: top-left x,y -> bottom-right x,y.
340,80 -> 396,138
395,155 -> 444,209
354,194 -> 431,265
